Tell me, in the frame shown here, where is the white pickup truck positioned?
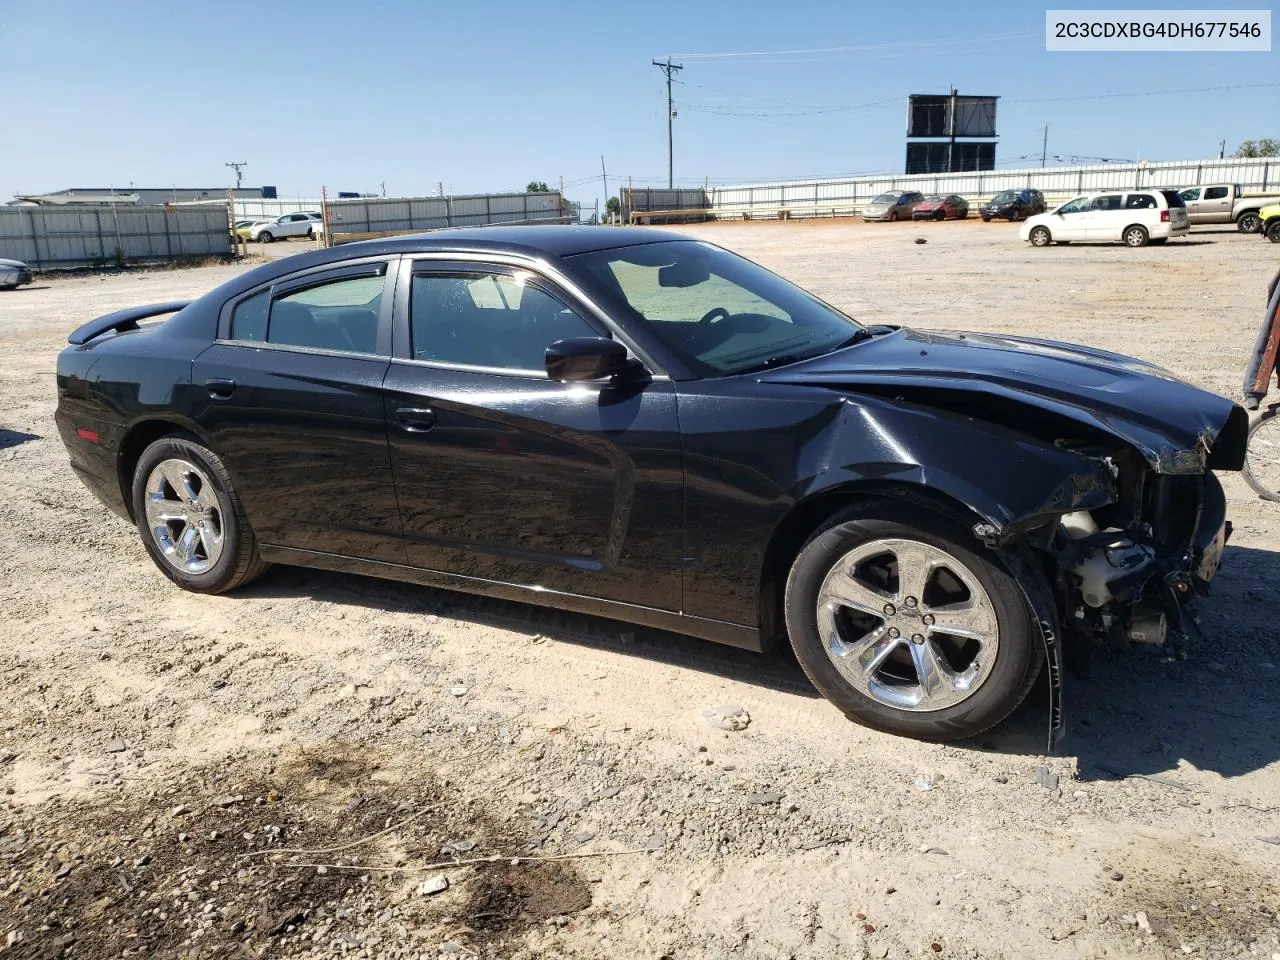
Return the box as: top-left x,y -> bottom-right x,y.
1177,184 -> 1280,233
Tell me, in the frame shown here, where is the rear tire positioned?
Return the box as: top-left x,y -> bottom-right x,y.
1028,226 -> 1052,247
1267,220 -> 1280,243
1123,224 -> 1149,248
1244,408 -> 1280,502
131,434 -> 268,594
1237,212 -> 1262,234
784,503 -> 1042,742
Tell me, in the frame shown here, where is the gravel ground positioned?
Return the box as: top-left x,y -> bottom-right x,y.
1,220 -> 1278,960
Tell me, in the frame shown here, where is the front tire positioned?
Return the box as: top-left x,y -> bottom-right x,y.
784,504 -> 1041,741
1267,220 -> 1280,243
1123,224 -> 1149,247
1237,212 -> 1262,234
131,434 -> 267,594
1028,225 -> 1052,247
888,211 -> 898,222
258,231 -> 274,243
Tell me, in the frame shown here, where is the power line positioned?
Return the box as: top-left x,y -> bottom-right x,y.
667,32 -> 1037,61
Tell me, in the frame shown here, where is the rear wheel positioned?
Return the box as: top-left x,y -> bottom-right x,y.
1267,220 -> 1280,243
1123,224 -> 1149,248
1237,212 -> 1262,234
785,505 -> 1041,741
1244,408 -> 1280,502
1028,226 -> 1052,247
131,434 -> 267,594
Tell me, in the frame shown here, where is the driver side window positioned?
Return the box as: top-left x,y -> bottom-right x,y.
409,271 -> 599,371
1057,198 -> 1089,215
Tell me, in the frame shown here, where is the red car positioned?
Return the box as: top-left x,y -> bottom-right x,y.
911,194 -> 969,220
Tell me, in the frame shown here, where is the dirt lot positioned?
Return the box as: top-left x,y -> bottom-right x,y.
2,220 -> 1278,960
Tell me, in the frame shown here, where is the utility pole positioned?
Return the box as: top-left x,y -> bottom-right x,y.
1041,125 -> 1049,168
380,180 -> 386,197
600,155 -> 609,222
652,57 -> 683,188
947,86 -> 957,173
225,162 -> 247,190
1218,138 -> 1226,159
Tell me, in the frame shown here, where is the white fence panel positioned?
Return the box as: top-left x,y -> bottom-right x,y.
0,204 -> 232,268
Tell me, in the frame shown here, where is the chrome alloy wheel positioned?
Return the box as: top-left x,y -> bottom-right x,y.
143,458 -> 225,574
816,538 -> 999,712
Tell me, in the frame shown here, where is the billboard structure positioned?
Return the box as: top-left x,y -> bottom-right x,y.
905,91 -> 998,174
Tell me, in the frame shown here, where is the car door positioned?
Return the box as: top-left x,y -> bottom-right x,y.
1179,188 -> 1205,222
381,257 -> 685,610
1050,196 -> 1091,239
189,256 -> 404,562
1085,193 -> 1126,240
1199,185 -> 1232,221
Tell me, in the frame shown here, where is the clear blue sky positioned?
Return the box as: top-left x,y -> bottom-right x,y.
2,0 -> 1276,209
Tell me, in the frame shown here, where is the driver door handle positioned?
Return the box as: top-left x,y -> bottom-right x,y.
394,407 -> 436,433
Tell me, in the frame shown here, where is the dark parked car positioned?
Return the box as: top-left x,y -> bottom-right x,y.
55,227 -> 1246,743
911,195 -> 969,220
0,258 -> 35,290
980,189 -> 1046,221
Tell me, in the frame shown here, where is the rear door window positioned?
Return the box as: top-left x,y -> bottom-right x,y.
1090,194 -> 1124,211
270,275 -> 384,354
1204,186 -> 1229,200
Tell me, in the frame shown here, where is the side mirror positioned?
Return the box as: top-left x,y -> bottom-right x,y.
545,337 -> 631,382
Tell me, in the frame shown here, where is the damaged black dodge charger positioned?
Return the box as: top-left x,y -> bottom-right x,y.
54,227 -> 1248,742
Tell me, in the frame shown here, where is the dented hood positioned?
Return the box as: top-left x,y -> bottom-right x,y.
761,328 -> 1243,474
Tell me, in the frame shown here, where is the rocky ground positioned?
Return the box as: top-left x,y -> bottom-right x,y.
1,220 -> 1278,959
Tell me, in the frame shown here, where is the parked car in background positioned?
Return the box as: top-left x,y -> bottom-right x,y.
246,212 -> 325,243
861,191 -> 924,222
0,258 -> 34,290
1260,202 -> 1280,242
911,195 -> 969,220
1021,190 -> 1188,247
53,226 -> 1246,744
1177,184 -> 1280,233
980,189 -> 1045,222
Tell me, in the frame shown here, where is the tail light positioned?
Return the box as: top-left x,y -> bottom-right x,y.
1160,210 -> 1170,222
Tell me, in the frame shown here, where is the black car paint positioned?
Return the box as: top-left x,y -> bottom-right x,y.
980,190 -> 1046,221
55,227 -> 1246,743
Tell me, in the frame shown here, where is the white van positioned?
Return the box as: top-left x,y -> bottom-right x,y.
1020,190 -> 1190,248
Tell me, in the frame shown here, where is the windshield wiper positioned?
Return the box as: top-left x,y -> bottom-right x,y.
734,354 -> 811,375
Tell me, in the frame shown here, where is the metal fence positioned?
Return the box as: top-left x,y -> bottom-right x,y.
325,192 -> 573,240
0,205 -> 232,268
625,157 -> 1279,220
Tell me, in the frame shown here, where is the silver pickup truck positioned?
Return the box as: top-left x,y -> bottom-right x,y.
1177,184 -> 1280,233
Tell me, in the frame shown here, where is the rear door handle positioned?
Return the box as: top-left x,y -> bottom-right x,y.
394,407 -> 436,433
205,378 -> 236,399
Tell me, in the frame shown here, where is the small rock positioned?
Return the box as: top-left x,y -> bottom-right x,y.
338,683 -> 359,699
211,678 -> 228,690
171,804 -> 189,817
1110,870 -> 1124,881
913,776 -> 932,792
440,839 -> 476,855
645,832 -> 666,850
104,739 -> 126,754
599,786 -> 621,799
930,944 -> 942,953
215,795 -> 243,808
915,237 -> 927,244
450,686 -> 468,697
701,705 -> 750,732
573,830 -> 595,845
417,875 -> 449,896
863,923 -> 876,933
885,885 -> 897,895
922,846 -> 948,855
1035,766 -> 1059,791
746,792 -> 782,805
266,789 -> 280,803
265,908 -> 305,936
54,863 -> 72,880
439,943 -> 463,955
1135,911 -> 1151,934
6,931 -> 22,948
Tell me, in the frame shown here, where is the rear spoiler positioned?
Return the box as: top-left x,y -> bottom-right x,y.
67,300 -> 191,345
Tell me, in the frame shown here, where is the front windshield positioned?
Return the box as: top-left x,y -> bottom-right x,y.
991,191 -> 1017,203
870,193 -> 896,204
923,195 -> 944,203
570,240 -> 862,376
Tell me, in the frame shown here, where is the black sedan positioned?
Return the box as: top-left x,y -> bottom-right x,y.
55,227 -> 1246,743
